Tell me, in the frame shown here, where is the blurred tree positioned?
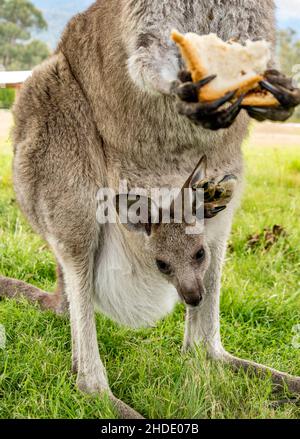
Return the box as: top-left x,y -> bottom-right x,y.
0,0 -> 50,70
277,29 -> 300,77
0,87 -> 15,108
277,29 -> 300,121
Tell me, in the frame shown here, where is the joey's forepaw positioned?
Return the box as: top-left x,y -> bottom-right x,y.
173,70 -> 242,130
191,172 -> 238,218
242,69 -> 300,122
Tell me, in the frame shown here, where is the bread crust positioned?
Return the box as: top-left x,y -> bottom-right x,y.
242,91 -> 278,107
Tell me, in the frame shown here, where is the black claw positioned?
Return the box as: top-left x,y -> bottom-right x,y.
260,80 -> 291,107
242,106 -> 266,122
177,90 -> 239,122
260,80 -> 300,108
212,205 -> 227,215
197,75 -> 217,88
196,91 -> 237,116
175,75 -> 218,103
205,205 -> 227,219
218,174 -> 238,184
244,105 -> 294,122
203,90 -> 237,109
201,95 -> 243,130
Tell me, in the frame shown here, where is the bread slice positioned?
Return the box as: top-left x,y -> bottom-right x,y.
171,30 -> 278,106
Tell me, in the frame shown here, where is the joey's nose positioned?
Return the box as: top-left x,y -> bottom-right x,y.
184,293 -> 202,307
179,282 -> 205,307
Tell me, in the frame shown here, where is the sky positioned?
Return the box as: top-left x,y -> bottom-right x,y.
32,0 -> 300,48
276,0 -> 300,32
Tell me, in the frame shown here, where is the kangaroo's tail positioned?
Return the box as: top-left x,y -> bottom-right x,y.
0,265 -> 68,315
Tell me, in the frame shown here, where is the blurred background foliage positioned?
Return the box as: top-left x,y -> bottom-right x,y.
277,28 -> 300,121
0,0 -> 49,71
0,88 -> 15,109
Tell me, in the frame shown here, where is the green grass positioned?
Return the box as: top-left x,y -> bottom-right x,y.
0,89 -> 15,110
0,131 -> 300,419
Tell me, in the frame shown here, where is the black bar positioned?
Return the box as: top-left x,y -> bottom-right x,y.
0,420 -> 300,438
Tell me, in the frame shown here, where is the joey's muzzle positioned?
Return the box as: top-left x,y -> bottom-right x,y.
179,281 -> 205,307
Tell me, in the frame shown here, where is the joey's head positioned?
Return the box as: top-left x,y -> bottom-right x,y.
147,221 -> 210,307
115,156 -> 236,307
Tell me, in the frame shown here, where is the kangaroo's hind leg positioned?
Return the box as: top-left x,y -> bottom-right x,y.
184,209 -> 300,395
10,51 -> 144,418
0,262 -> 68,315
49,232 -> 144,418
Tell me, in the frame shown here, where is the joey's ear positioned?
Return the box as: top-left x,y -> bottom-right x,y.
189,155 -> 207,188
171,155 -> 208,220
115,194 -> 159,236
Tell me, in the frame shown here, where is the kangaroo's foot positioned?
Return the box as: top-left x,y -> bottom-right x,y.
216,350 -> 300,395
77,372 -> 144,419
0,271 -> 68,315
110,395 -> 145,419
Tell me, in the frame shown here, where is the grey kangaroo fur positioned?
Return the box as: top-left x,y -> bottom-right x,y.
1,0 -> 300,418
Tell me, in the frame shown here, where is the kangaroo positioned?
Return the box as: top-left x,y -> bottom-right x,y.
1,0 -> 300,419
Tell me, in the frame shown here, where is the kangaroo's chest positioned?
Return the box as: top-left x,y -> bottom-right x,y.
94,225 -> 178,328
104,96 -> 247,191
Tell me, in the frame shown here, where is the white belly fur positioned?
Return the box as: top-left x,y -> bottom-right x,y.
94,224 -> 179,328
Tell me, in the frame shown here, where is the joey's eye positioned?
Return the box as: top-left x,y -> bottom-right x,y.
156,259 -> 172,275
194,248 -> 205,262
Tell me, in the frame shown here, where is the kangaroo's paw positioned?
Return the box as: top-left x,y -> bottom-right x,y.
172,70 -> 242,130
242,69 -> 300,122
